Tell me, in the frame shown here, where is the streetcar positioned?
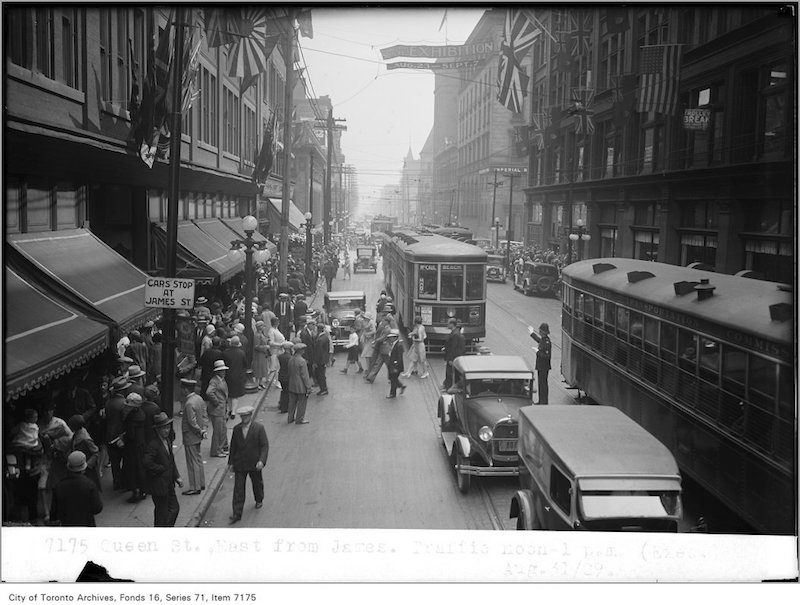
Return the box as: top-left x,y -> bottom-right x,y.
370,215 -> 396,235
431,226 -> 474,242
381,230 -> 487,351
560,258 -> 795,535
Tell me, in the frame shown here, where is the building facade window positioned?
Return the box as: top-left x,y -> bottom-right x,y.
199,66 -> 218,147
99,9 -> 112,101
243,103 -> 256,165
61,9 -> 80,88
600,226 -> 617,257
115,10 -> 128,106
35,7 -> 55,79
679,232 -> 718,266
223,86 -> 239,156
761,62 -> 789,158
633,229 -> 659,261
8,9 -> 33,69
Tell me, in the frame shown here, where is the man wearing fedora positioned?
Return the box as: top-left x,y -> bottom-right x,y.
143,412 -> 183,527
385,329 -> 407,399
273,292 -> 295,340
206,360 -> 230,457
103,376 -> 131,492
51,451 -> 103,527
527,322 -> 552,404
121,393 -> 148,503
276,341 -> 294,413
127,364 -> 147,397
180,378 -> 207,495
227,406 -> 269,524
287,343 -> 312,424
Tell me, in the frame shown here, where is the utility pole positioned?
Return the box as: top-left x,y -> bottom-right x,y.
505,172 -> 520,272
308,150 -> 314,219
489,168 -> 500,240
278,8 -> 295,290
316,108 -> 346,244
161,7 -> 186,418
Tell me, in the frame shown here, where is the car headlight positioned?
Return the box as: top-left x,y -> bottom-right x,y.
332,319 -> 340,327
478,426 -> 493,442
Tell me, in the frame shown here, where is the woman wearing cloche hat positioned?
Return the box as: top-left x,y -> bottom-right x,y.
51,451 -> 103,527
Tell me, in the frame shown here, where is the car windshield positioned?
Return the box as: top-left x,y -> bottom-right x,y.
466,378 -> 531,397
327,299 -> 362,315
357,248 -> 374,257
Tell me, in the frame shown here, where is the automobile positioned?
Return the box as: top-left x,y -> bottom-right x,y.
354,245 -> 379,272
513,261 -> 560,296
437,355 -> 535,493
510,405 -> 683,531
323,290 -> 366,347
486,254 -> 506,282
469,238 -> 493,250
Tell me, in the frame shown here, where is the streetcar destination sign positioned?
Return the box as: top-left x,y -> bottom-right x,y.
144,277 -> 196,309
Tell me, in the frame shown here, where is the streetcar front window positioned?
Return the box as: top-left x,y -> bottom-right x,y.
441,264 -> 464,300
465,264 -> 484,300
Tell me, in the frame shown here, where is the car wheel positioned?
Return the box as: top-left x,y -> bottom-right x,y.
455,447 -> 471,493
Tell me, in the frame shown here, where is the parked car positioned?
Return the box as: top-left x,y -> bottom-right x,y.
486,254 -> 506,283
513,261 -> 560,296
355,245 -> 378,272
437,355 -> 535,493
510,405 -> 683,531
323,290 -> 366,347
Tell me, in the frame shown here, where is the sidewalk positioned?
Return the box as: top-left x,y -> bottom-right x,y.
95,379 -> 273,527
96,282 -> 328,527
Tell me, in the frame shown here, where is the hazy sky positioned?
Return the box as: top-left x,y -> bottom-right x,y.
297,7 -> 486,212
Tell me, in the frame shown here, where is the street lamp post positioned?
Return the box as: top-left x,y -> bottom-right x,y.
568,218 -> 591,262
494,217 -> 501,250
228,215 -> 271,393
304,211 -> 313,292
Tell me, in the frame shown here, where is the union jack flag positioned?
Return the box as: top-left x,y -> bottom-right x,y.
497,10 -> 539,113
570,87 -> 595,135
532,111 -> 552,150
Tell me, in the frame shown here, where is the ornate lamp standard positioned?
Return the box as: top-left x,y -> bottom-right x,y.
494,217 -> 501,250
228,215 -> 271,392
304,211 -> 313,291
568,218 -> 591,263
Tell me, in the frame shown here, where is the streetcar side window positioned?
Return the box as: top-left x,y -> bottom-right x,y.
616,307 -> 629,339
643,316 -> 659,355
604,300 -> 616,334
748,354 -> 776,410
678,331 -> 698,372
441,265 -> 464,300
698,338 -> 720,383
629,311 -> 643,348
417,265 -> 438,300
659,323 -> 677,363
465,264 -> 484,300
721,345 -> 747,398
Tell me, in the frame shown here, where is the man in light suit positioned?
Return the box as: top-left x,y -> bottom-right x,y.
143,412 -> 183,527
312,321 -> 330,396
205,360 -> 229,458
227,406 -> 269,524
287,343 -> 312,424
180,378 -> 207,495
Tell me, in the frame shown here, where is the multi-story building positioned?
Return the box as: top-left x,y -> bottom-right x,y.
523,6 -> 794,283
4,7 -> 318,404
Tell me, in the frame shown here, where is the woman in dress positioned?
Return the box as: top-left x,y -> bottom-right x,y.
266,316 -> 286,389
252,321 -> 270,390
359,312 -> 376,373
402,315 -> 429,378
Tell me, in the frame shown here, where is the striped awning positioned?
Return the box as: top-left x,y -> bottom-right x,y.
5,266 -> 109,400
7,228 -> 159,335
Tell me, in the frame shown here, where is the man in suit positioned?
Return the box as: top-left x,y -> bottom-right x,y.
143,412 -> 183,527
385,329 -> 407,399
287,343 -> 312,424
293,294 -> 308,325
51,451 -> 103,527
103,376 -> 131,492
442,318 -> 466,390
298,320 -> 317,386
273,292 -> 294,340
227,406 -> 269,524
527,322 -> 552,404
312,321 -> 330,396
277,341 -> 294,413
180,378 -> 207,495
205,360 -> 230,457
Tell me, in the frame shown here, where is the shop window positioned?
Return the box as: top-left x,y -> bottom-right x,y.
56,183 -> 79,229
27,180 -> 52,232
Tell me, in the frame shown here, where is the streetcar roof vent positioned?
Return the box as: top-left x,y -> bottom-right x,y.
592,262 -> 616,274
769,302 -> 793,322
673,281 -> 700,296
694,280 -> 716,301
627,270 -> 655,284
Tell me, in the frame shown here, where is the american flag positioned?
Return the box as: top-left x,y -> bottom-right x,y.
497,10 -> 539,113
637,44 -> 682,115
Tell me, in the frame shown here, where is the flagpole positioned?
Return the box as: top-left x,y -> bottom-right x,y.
278,9 -> 295,290
161,7 -> 185,418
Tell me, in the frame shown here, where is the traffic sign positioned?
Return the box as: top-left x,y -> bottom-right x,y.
144,277 -> 196,309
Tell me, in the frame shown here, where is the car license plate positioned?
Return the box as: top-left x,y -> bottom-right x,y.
497,439 -> 517,452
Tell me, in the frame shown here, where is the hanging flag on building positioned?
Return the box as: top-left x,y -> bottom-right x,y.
253,113 -> 277,184
225,8 -> 274,79
569,87 -> 595,135
637,44 -> 682,115
296,9 -> 313,38
203,7 -> 242,47
532,111 -> 551,150
496,10 -> 539,113
521,8 -> 557,43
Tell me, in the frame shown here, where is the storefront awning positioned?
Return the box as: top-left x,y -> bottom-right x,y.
5,266 -> 109,400
266,198 -> 306,233
152,222 -> 243,284
220,218 -> 278,254
7,228 -> 159,335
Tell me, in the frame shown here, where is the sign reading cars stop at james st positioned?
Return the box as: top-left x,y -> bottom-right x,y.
144,277 -> 196,309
